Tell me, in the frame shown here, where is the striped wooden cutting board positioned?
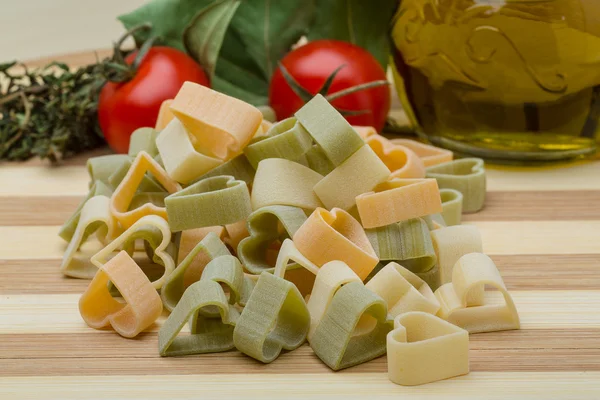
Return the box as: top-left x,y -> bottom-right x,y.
1,52 -> 599,398
1,152 -> 599,399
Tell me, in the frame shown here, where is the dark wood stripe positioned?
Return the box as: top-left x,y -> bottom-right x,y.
0,330 -> 598,376
2,190 -> 599,226
462,191 -> 600,222
2,255 -> 598,294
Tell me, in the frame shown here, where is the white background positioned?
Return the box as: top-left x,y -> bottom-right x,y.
0,0 -> 146,61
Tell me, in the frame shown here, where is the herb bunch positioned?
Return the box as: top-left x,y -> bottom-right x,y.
0,61 -> 106,162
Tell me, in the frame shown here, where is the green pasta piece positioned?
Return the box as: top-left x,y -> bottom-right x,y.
128,127 -> 159,157
426,158 -> 486,213
440,188 -> 463,226
158,279 -> 240,357
237,205 -> 308,274
121,224 -> 177,268
423,213 -> 447,230
199,255 -> 245,317
165,175 -> 252,232
58,180 -> 113,242
258,105 -> 277,122
294,94 -> 363,167
366,218 -> 437,273
244,118 -> 313,169
107,159 -> 166,193
129,192 -> 168,211
161,232 -> 232,311
87,154 -> 131,185
309,281 -> 393,371
233,272 -> 310,363
304,144 -> 335,175
195,154 -> 256,186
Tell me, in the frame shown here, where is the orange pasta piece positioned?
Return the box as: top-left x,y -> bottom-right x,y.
170,82 -> 263,160
390,139 -> 453,167
356,178 -> 443,229
365,134 -> 426,179
155,99 -> 175,131
79,251 -> 163,338
292,208 -> 378,280
110,151 -> 181,229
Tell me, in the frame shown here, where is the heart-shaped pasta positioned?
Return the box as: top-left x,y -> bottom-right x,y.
366,262 -> 440,317
387,312 -> 469,386
238,205 -> 307,274
161,233 -> 231,311
165,175 -> 252,232
310,281 -> 393,371
426,158 -> 486,213
365,134 -> 426,179
435,253 -> 520,333
79,250 -> 163,338
91,214 -> 175,289
356,178 -> 443,229
293,208 -> 378,280
233,272 -> 310,363
110,151 -> 182,229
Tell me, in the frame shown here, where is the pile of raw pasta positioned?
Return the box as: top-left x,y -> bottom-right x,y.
59,82 -> 520,386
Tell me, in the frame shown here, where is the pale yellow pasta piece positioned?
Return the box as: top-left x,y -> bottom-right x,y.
313,145 -> 390,210
390,139 -> 453,167
431,225 -> 483,288
306,261 -> 361,340
435,253 -> 520,333
387,311 -> 469,386
273,239 -> 320,277
366,262 -> 439,318
155,99 -> 175,131
356,178 -> 443,229
110,151 -> 182,229
251,158 -> 324,210
91,215 -> 175,289
79,250 -> 163,338
156,119 -> 222,184
61,195 -> 118,279
365,134 -> 426,179
170,82 -> 263,160
293,208 -> 378,280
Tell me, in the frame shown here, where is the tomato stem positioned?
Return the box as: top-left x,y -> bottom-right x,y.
325,80 -> 389,102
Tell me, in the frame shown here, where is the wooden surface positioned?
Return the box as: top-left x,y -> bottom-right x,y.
1,52 -> 600,399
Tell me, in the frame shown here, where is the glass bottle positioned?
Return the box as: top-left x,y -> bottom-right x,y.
391,0 -> 600,162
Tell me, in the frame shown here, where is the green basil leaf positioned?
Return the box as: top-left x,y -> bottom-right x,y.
212,25 -> 269,105
307,0 -> 397,68
230,0 -> 316,80
183,0 -> 242,78
118,0 -> 214,51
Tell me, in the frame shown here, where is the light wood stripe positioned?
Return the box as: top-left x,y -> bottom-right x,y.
466,221 -> 600,255
2,221 -> 598,260
0,373 -> 597,399
0,166 -> 89,196
2,255 -> 598,294
2,161 -> 598,198
3,191 -> 599,226
486,162 -> 600,191
0,330 -> 598,376
1,291 -> 598,334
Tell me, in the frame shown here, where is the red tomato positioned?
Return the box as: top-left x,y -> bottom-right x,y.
269,40 -> 390,132
98,46 -> 209,154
